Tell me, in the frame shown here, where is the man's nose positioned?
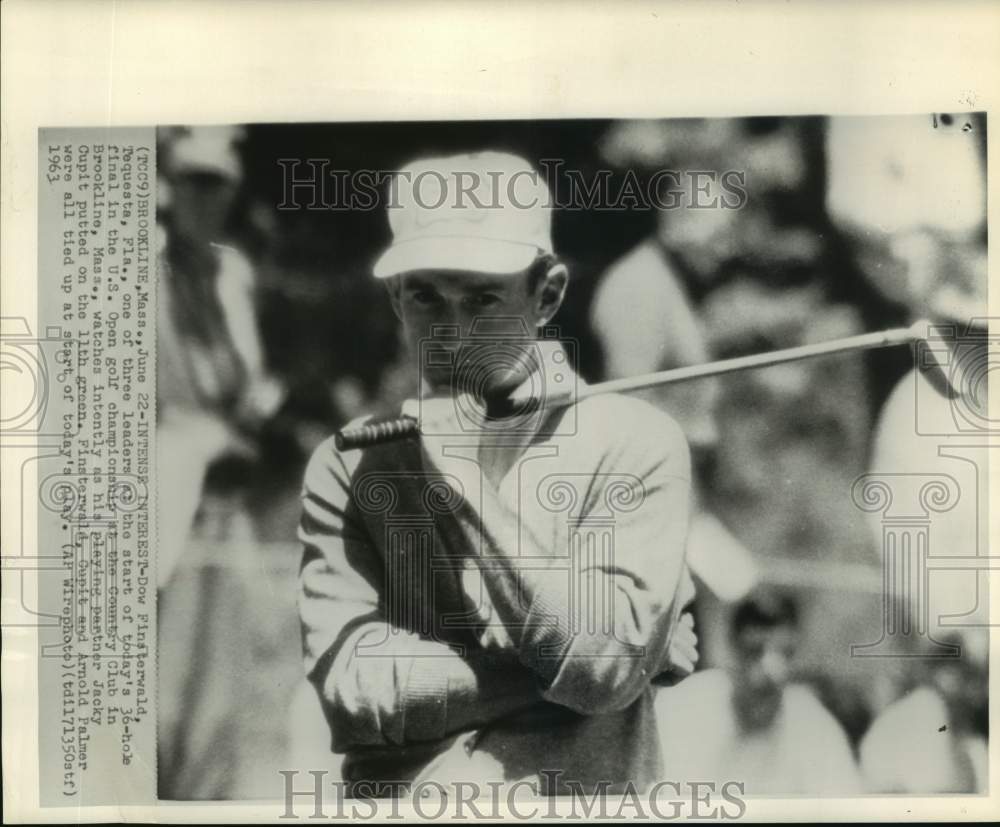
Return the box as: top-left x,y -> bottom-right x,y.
426,305 -> 462,339
454,309 -> 485,341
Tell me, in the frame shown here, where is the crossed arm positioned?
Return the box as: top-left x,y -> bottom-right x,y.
298,404 -> 693,752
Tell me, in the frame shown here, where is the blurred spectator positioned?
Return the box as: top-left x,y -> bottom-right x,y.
591,116 -> 848,618
599,117 -> 819,292
866,314 -> 990,656
156,126 -> 285,586
859,636 -> 988,793
700,279 -> 873,574
829,112 -> 990,658
590,239 -> 721,452
157,126 -> 292,800
656,590 -> 861,794
589,240 -> 757,606
829,118 -> 992,775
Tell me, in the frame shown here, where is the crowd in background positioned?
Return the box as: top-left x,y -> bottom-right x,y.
155,115 -> 989,799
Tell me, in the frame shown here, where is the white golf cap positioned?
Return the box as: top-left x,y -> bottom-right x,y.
373,151 -> 553,279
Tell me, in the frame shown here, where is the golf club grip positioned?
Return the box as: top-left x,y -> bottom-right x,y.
335,416 -> 419,451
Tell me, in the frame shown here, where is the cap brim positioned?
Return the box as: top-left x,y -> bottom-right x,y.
372,236 -> 540,279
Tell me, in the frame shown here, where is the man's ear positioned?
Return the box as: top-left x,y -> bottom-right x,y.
384,276 -> 403,321
535,263 -> 569,326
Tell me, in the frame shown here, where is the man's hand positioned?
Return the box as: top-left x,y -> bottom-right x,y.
653,611 -> 699,685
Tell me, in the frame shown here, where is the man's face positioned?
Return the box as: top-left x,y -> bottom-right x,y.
389,268 -> 561,396
731,623 -> 798,732
170,172 -> 238,241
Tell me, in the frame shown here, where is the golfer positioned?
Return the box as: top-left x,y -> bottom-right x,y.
298,152 -> 697,795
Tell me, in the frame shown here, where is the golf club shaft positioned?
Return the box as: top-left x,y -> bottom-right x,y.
574,324 -> 918,401
335,322 -> 924,451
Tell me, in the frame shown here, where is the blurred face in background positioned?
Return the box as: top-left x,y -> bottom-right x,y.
387,267 -> 567,397
657,171 -> 740,277
169,170 -> 238,242
731,621 -> 799,732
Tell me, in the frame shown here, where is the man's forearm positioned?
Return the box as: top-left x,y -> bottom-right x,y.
312,623 -> 541,751
423,648 -> 543,736
441,459 -> 688,715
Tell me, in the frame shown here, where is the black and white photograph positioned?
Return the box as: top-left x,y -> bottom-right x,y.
2,2 -> 998,822
152,114 -> 989,802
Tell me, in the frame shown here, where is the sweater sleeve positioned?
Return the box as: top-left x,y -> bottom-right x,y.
445,397 -> 693,716
298,438 -> 538,753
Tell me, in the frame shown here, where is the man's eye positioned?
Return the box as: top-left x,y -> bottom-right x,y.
467,294 -> 501,308
412,290 -> 439,305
